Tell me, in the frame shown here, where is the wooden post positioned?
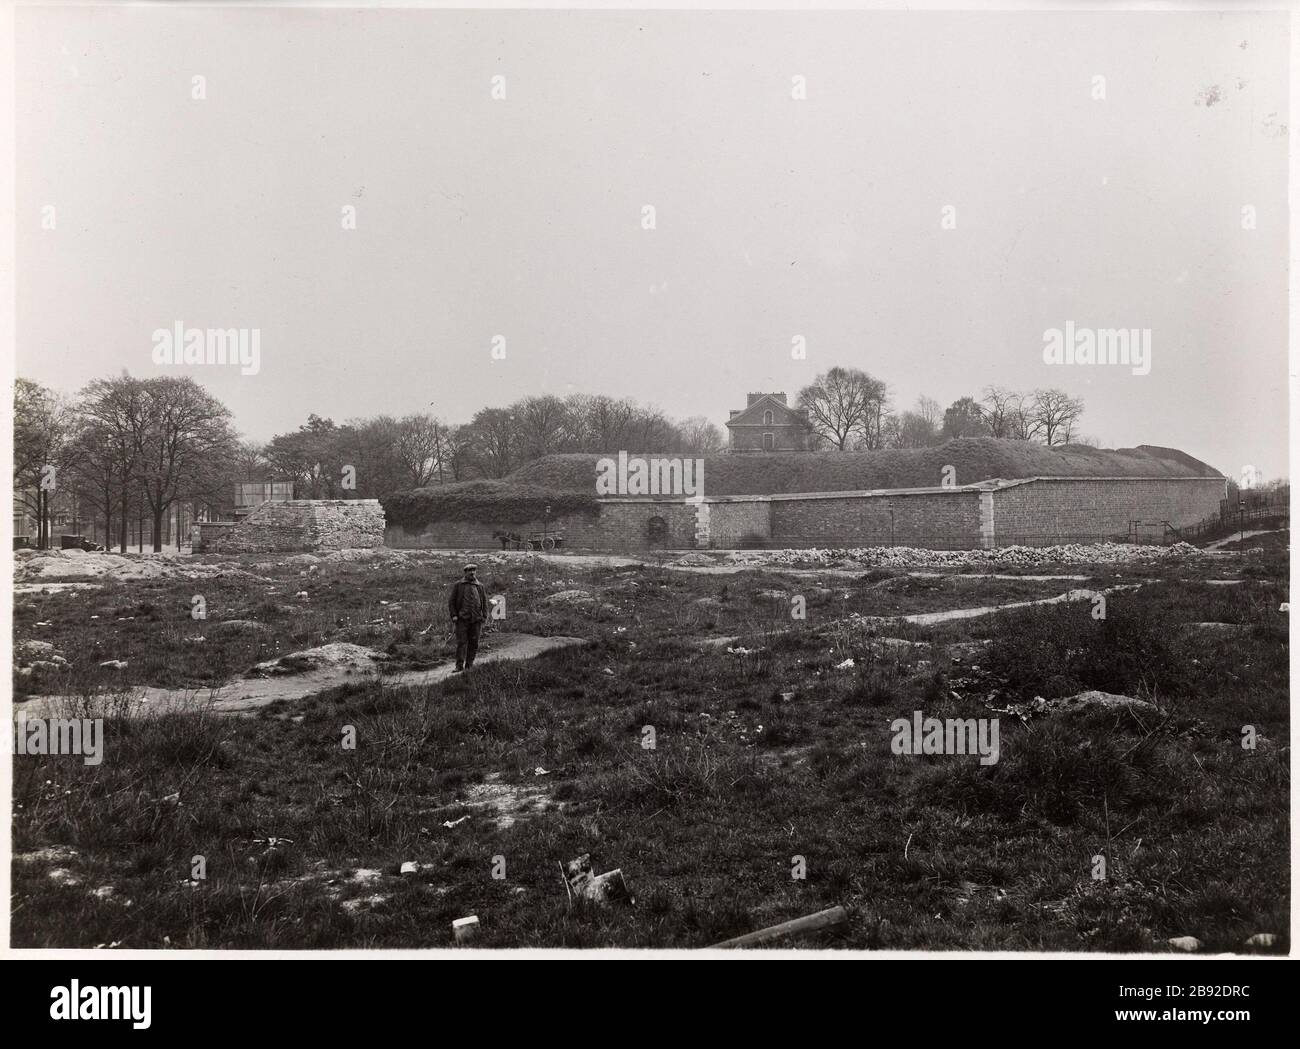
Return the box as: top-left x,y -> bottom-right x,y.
710,906 -> 849,949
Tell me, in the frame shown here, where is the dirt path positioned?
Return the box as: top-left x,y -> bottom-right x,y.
14,633 -> 586,719
1204,529 -> 1286,551
530,552 -> 1094,581
893,585 -> 1140,626
700,584 -> 1144,647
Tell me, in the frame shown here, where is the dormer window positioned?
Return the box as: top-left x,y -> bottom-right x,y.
763,410 -> 774,425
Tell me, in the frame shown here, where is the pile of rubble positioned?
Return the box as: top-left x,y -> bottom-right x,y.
14,639 -> 69,676
14,549 -> 257,584
724,542 -> 1208,570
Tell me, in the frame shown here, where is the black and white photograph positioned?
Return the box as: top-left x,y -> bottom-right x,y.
2,0 -> 1293,992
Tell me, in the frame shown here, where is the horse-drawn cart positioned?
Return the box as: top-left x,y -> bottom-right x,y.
494,529 -> 564,551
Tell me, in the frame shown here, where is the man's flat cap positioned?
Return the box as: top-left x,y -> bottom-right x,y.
463,563 -> 478,571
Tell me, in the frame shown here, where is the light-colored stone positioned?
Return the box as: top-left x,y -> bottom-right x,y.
252,643 -> 388,676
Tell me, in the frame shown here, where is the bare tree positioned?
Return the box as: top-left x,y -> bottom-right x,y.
515,396 -> 569,459
13,378 -> 73,548
232,440 -> 270,480
79,375 -> 149,552
980,386 -> 1031,439
797,367 -> 890,451
469,407 -> 520,477
394,413 -> 445,487
64,416 -> 126,546
1028,388 -> 1084,446
624,406 -> 677,451
584,395 -> 637,451
896,410 -> 940,448
559,394 -> 596,451
678,416 -> 725,454
915,395 -> 943,432
134,376 -> 238,551
441,424 -> 476,480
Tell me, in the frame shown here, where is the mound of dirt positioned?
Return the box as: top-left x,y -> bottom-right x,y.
544,589 -> 593,604
509,440 -> 1221,496
251,642 -> 390,676
209,619 -> 274,636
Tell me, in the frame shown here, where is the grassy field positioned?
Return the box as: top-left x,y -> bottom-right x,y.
10,546 -> 1290,951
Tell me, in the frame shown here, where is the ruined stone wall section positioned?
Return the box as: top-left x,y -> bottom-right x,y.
207,500 -> 385,553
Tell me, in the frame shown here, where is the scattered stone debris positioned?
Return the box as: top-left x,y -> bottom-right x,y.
15,845 -> 80,865
1244,932 -> 1279,950
48,868 -> 82,887
562,853 -> 632,907
16,550 -> 262,584
724,541 -> 1208,571
460,773 -> 552,829
252,642 -> 389,676
995,691 -> 1159,719
834,658 -> 856,670
453,915 -> 480,944
544,589 -> 592,604
208,619 -> 273,635
672,553 -> 716,567
341,894 -> 390,914
99,660 -> 128,669
14,639 -> 70,674
1167,935 -> 1203,953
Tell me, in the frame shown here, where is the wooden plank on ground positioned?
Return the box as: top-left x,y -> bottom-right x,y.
710,906 -> 849,949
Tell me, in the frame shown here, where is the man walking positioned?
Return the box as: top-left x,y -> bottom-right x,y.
448,563 -> 488,672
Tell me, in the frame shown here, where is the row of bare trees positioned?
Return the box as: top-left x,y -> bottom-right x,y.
14,374 -> 239,551
796,368 -> 1088,451
14,370 -> 1088,543
244,394 -> 727,496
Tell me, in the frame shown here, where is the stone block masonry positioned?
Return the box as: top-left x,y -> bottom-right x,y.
768,489 -> 983,550
382,476 -> 1225,552
207,500 -> 386,553
991,477 -> 1225,546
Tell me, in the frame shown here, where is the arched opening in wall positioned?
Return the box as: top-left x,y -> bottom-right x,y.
646,515 -> 669,546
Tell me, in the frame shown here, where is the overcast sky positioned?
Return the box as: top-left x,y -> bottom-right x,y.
15,6 -> 1290,480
